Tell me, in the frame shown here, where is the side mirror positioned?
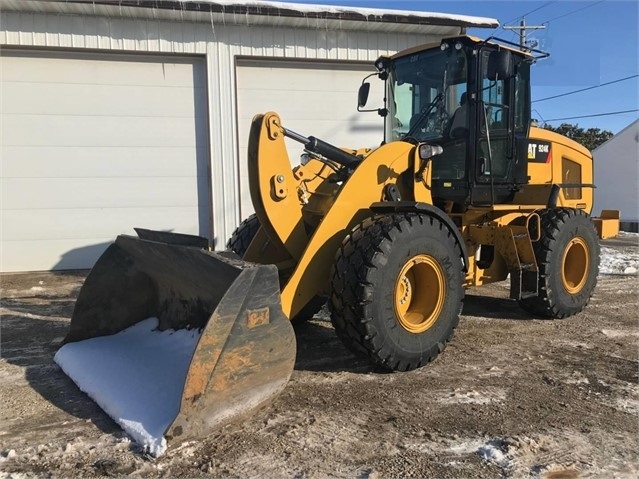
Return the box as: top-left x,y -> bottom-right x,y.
487,50 -> 514,81
358,82 -> 371,109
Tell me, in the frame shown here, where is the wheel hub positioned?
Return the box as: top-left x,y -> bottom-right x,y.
398,276 -> 412,305
394,254 -> 446,334
561,237 -> 590,294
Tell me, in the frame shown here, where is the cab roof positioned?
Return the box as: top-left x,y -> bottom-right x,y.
389,35 -> 536,60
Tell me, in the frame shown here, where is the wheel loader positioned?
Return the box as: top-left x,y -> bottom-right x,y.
55,35 -> 620,454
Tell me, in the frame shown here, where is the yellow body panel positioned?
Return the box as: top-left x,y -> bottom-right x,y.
593,210 -> 621,239
461,209 -> 540,288
517,127 -> 594,213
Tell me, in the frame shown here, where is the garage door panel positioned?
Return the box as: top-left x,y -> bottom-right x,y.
2,206 -> 200,242
1,146 -> 208,178
3,114 -> 206,148
1,51 -> 203,88
237,119 -> 383,168
2,177 -> 201,210
238,62 -> 375,92
237,91 -> 372,121
2,81 -> 205,118
236,60 -> 385,216
1,51 -> 210,272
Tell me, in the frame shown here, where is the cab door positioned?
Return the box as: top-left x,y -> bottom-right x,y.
471,48 -> 530,205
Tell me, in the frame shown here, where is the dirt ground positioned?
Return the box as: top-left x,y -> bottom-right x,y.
1,236 -> 637,479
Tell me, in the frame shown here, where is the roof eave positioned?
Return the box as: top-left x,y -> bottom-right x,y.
1,0 -> 498,34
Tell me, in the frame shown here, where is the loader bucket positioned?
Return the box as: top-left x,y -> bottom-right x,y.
54,230 -> 295,456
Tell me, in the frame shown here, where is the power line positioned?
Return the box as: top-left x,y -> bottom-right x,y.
541,1 -> 604,25
533,75 -> 639,103
532,109 -> 547,123
500,1 -> 557,28
544,109 -> 639,122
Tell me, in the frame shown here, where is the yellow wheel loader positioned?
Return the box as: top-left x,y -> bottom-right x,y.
56,36 -> 619,453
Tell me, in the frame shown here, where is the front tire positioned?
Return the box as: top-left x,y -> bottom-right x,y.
519,208 -> 600,318
329,213 -> 464,372
226,214 -> 324,323
226,214 -> 260,258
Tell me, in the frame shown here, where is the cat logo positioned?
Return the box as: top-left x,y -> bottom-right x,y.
528,141 -> 552,163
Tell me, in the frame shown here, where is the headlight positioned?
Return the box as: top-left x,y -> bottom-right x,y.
300,153 -> 311,165
418,144 -> 444,160
374,56 -> 390,71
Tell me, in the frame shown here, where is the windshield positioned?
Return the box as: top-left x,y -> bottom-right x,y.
387,46 -> 468,143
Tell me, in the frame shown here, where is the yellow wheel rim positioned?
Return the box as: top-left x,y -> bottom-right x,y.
394,254 -> 446,334
561,237 -> 590,294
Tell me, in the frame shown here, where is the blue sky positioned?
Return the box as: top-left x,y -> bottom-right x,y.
285,0 -> 639,134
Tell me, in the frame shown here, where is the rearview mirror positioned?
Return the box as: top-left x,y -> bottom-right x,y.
358,82 -> 371,109
487,50 -> 514,81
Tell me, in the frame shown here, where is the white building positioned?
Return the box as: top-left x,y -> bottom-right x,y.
593,119 -> 639,232
0,0 -> 497,272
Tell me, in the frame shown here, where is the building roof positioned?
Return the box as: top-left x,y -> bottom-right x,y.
592,119 -> 639,154
1,0 -> 499,35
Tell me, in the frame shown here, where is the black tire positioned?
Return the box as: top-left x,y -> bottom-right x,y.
519,208 -> 600,318
226,214 -> 260,257
329,213 -> 464,372
226,214 -> 324,322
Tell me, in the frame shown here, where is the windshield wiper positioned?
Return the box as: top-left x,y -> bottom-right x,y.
402,92 -> 444,141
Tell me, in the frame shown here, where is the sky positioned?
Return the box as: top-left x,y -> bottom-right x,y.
283,0 -> 639,134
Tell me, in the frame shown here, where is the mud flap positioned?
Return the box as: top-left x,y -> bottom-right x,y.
59,230 -> 295,451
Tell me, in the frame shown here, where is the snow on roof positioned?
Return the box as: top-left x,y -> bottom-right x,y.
177,0 -> 499,28
2,1 -> 498,34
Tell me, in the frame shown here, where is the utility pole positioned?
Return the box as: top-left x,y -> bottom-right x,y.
503,18 -> 545,52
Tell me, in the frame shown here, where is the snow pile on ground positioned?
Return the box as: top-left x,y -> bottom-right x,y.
477,439 -> 512,469
600,246 -> 639,275
54,318 -> 201,457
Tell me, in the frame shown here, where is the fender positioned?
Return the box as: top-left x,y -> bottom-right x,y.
370,201 -> 468,272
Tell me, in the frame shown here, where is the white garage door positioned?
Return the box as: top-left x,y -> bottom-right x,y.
0,51 -> 210,272
235,59 -> 385,216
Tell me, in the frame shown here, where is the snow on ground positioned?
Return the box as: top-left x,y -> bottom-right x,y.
54,318 -> 201,457
600,246 -> 639,275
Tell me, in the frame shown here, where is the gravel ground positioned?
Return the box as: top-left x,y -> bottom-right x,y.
0,235 -> 637,479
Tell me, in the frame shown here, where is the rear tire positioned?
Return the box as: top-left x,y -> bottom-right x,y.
519,208 -> 600,318
329,213 -> 464,372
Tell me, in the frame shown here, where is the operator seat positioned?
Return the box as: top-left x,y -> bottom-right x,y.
447,92 -> 468,139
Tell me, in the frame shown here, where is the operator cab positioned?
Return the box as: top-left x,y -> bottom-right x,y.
359,36 -> 535,207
